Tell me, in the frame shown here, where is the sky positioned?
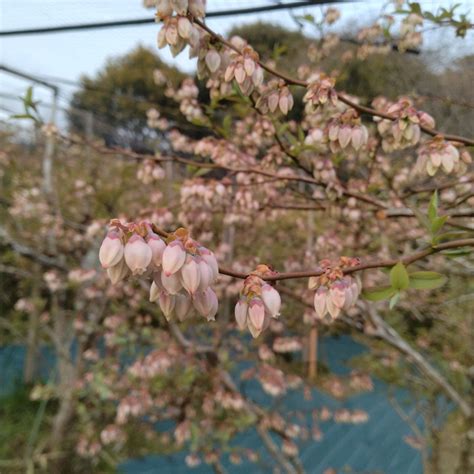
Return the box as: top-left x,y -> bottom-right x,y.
0,0 -> 473,122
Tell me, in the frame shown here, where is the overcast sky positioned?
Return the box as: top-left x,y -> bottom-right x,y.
1,0 -> 472,121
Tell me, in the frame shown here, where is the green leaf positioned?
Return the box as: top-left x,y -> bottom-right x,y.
431,215 -> 448,235
408,271 -> 447,290
390,262 -> 410,290
389,292 -> 401,309
428,190 -> 438,223
363,286 -> 397,302
442,248 -> 473,257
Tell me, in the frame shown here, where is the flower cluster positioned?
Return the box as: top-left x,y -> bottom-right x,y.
303,73 -> 338,108
327,109 -> 369,153
255,80 -> 294,115
399,13 -> 423,52
373,97 -> 435,152
136,159 -> 166,184
224,46 -> 264,96
416,135 -> 471,176
308,257 -> 361,321
234,264 -> 281,338
156,0 -> 205,20
99,221 -> 219,322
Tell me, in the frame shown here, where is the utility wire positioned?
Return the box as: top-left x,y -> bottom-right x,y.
0,1 -> 351,36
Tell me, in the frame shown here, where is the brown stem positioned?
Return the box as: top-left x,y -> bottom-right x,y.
192,17 -> 474,147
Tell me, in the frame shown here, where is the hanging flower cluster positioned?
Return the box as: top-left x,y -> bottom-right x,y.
224,45 -> 264,96
234,264 -> 281,338
309,257 -> 361,321
255,79 -> 294,116
156,0 -> 206,20
416,135 -> 471,176
156,1 -> 206,56
99,221 -> 219,322
373,97 -> 435,152
303,73 -> 338,108
136,159 -> 166,184
327,109 -> 369,153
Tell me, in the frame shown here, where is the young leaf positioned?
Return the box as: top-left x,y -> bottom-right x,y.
408,271 -> 447,290
389,292 -> 401,309
390,262 -> 410,290
362,286 -> 397,302
431,215 -> 448,235
428,190 -> 438,223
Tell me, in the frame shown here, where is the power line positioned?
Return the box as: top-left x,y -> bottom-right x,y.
0,1 -> 352,36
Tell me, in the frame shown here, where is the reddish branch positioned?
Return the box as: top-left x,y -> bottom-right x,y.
151,222 -> 474,281
192,17 -> 474,147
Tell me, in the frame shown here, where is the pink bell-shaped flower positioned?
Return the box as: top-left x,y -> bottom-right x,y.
107,257 -> 129,285
158,291 -> 176,321
175,293 -> 193,322
161,270 -> 183,295
147,233 -> 166,267
124,234 -> 152,275
162,240 -> 186,276
261,284 -> 281,318
99,231 -> 124,268
248,298 -> 265,332
180,256 -> 201,295
234,297 -> 248,330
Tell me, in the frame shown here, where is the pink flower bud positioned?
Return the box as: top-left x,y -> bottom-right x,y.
172,0 -> 188,15
158,291 -> 176,321
177,16 -> 191,39
338,125 -> 352,149
99,231 -> 124,268
180,256 -> 201,295
162,240 -> 186,276
249,298 -> 265,331
193,288 -> 218,321
244,57 -> 255,76
326,293 -> 340,320
107,258 -> 129,285
234,64 -> 246,84
313,286 -> 328,319
188,0 -> 205,18
268,92 -> 279,113
124,234 -> 152,275
175,293 -> 193,321
149,281 -> 161,302
197,258 -> 213,291
147,233 -> 166,267
330,281 -> 346,309
261,284 -> 281,318
234,297 -> 248,330
161,270 -> 183,295
199,247 -> 219,281
205,50 -> 221,73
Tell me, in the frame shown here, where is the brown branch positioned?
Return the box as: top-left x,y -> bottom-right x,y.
217,238 -> 474,281
192,17 -> 474,147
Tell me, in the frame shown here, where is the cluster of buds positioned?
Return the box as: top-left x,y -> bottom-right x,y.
416,135 -> 471,176
373,97 -> 435,152
399,13 -> 423,52
303,73 -> 338,109
234,265 -> 281,338
224,46 -> 264,96
156,0 -> 205,20
324,7 -> 341,25
255,80 -> 294,115
157,15 -> 197,57
99,221 -> 219,322
309,257 -> 361,321
327,109 -> 369,153
136,159 -> 165,184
